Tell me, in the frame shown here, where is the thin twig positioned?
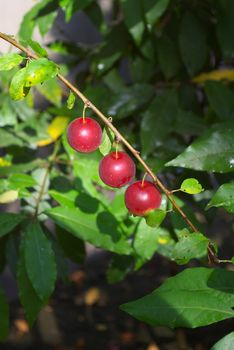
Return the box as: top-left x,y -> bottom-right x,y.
34,165 -> 50,218
0,32 -> 217,263
34,140 -> 60,217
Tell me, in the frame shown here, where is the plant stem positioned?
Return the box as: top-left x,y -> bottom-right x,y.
34,165 -> 50,218
34,140 -> 60,217
0,32 -> 217,263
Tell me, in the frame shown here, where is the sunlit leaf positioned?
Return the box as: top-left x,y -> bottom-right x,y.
145,209 -> 166,228
24,58 -> 59,87
166,127 -> 234,173
211,332 -> 234,350
9,68 -> 30,101
172,232 -> 209,265
99,127 -> 115,156
0,53 -> 24,71
46,206 -> 132,255
121,267 -> 234,328
28,39 -> 48,57
180,178 -> 204,194
67,90 -> 76,110
37,78 -> 62,106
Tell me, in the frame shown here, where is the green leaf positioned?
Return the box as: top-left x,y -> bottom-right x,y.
179,12 -> 208,76
49,188 -> 78,208
28,39 -> 48,57
17,241 -> 47,326
108,84 -> 154,120
205,81 -> 234,121
216,0 -> 234,60
0,129 -> 23,147
99,127 -> 114,156
9,173 -> 37,188
72,152 -> 104,197
11,99 -> 36,121
24,58 -> 59,87
67,91 -> 76,110
0,96 -> 17,127
0,53 -> 24,71
166,127 -> 234,173
120,0 -> 145,45
37,78 -> 62,106
23,220 -> 57,301
56,226 -> 85,264
107,255 -> 133,284
19,0 -> 57,40
141,89 -> 178,155
121,267 -> 234,328
0,213 -> 24,238
59,0 -> 94,22
9,173 -> 37,189
175,110 -> 206,135
172,232 -> 209,265
9,68 -> 30,101
48,234 -> 69,284
144,0 -> 170,27
46,206 -> 132,255
5,233 -> 19,277
157,34 -> 181,80
180,178 -> 204,194
211,332 -> 234,350
145,209 -> 166,228
0,288 -> 9,341
207,182 -> 234,214
134,219 -> 159,267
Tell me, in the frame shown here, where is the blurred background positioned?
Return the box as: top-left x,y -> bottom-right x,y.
0,0 -> 234,349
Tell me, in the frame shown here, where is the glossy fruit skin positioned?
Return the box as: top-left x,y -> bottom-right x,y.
67,117 -> 102,153
99,151 -> 135,188
124,180 -> 162,216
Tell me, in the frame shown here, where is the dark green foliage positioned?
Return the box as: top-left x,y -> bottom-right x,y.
0,0 -> 233,343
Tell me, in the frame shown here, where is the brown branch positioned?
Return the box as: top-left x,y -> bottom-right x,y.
0,32 -> 217,263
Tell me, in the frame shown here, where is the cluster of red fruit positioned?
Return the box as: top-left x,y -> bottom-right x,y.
67,117 -> 162,217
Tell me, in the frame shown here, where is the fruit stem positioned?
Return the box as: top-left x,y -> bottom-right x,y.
82,103 -> 87,123
141,173 -> 148,187
115,142 -> 119,159
0,32 -> 218,265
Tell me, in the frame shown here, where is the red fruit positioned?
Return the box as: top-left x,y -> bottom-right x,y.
124,180 -> 162,216
67,117 -> 102,153
99,151 -> 135,188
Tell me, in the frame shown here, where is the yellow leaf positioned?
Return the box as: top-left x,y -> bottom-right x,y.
0,190 -> 18,203
193,69 -> 234,84
0,158 -> 11,167
37,116 -> 69,147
